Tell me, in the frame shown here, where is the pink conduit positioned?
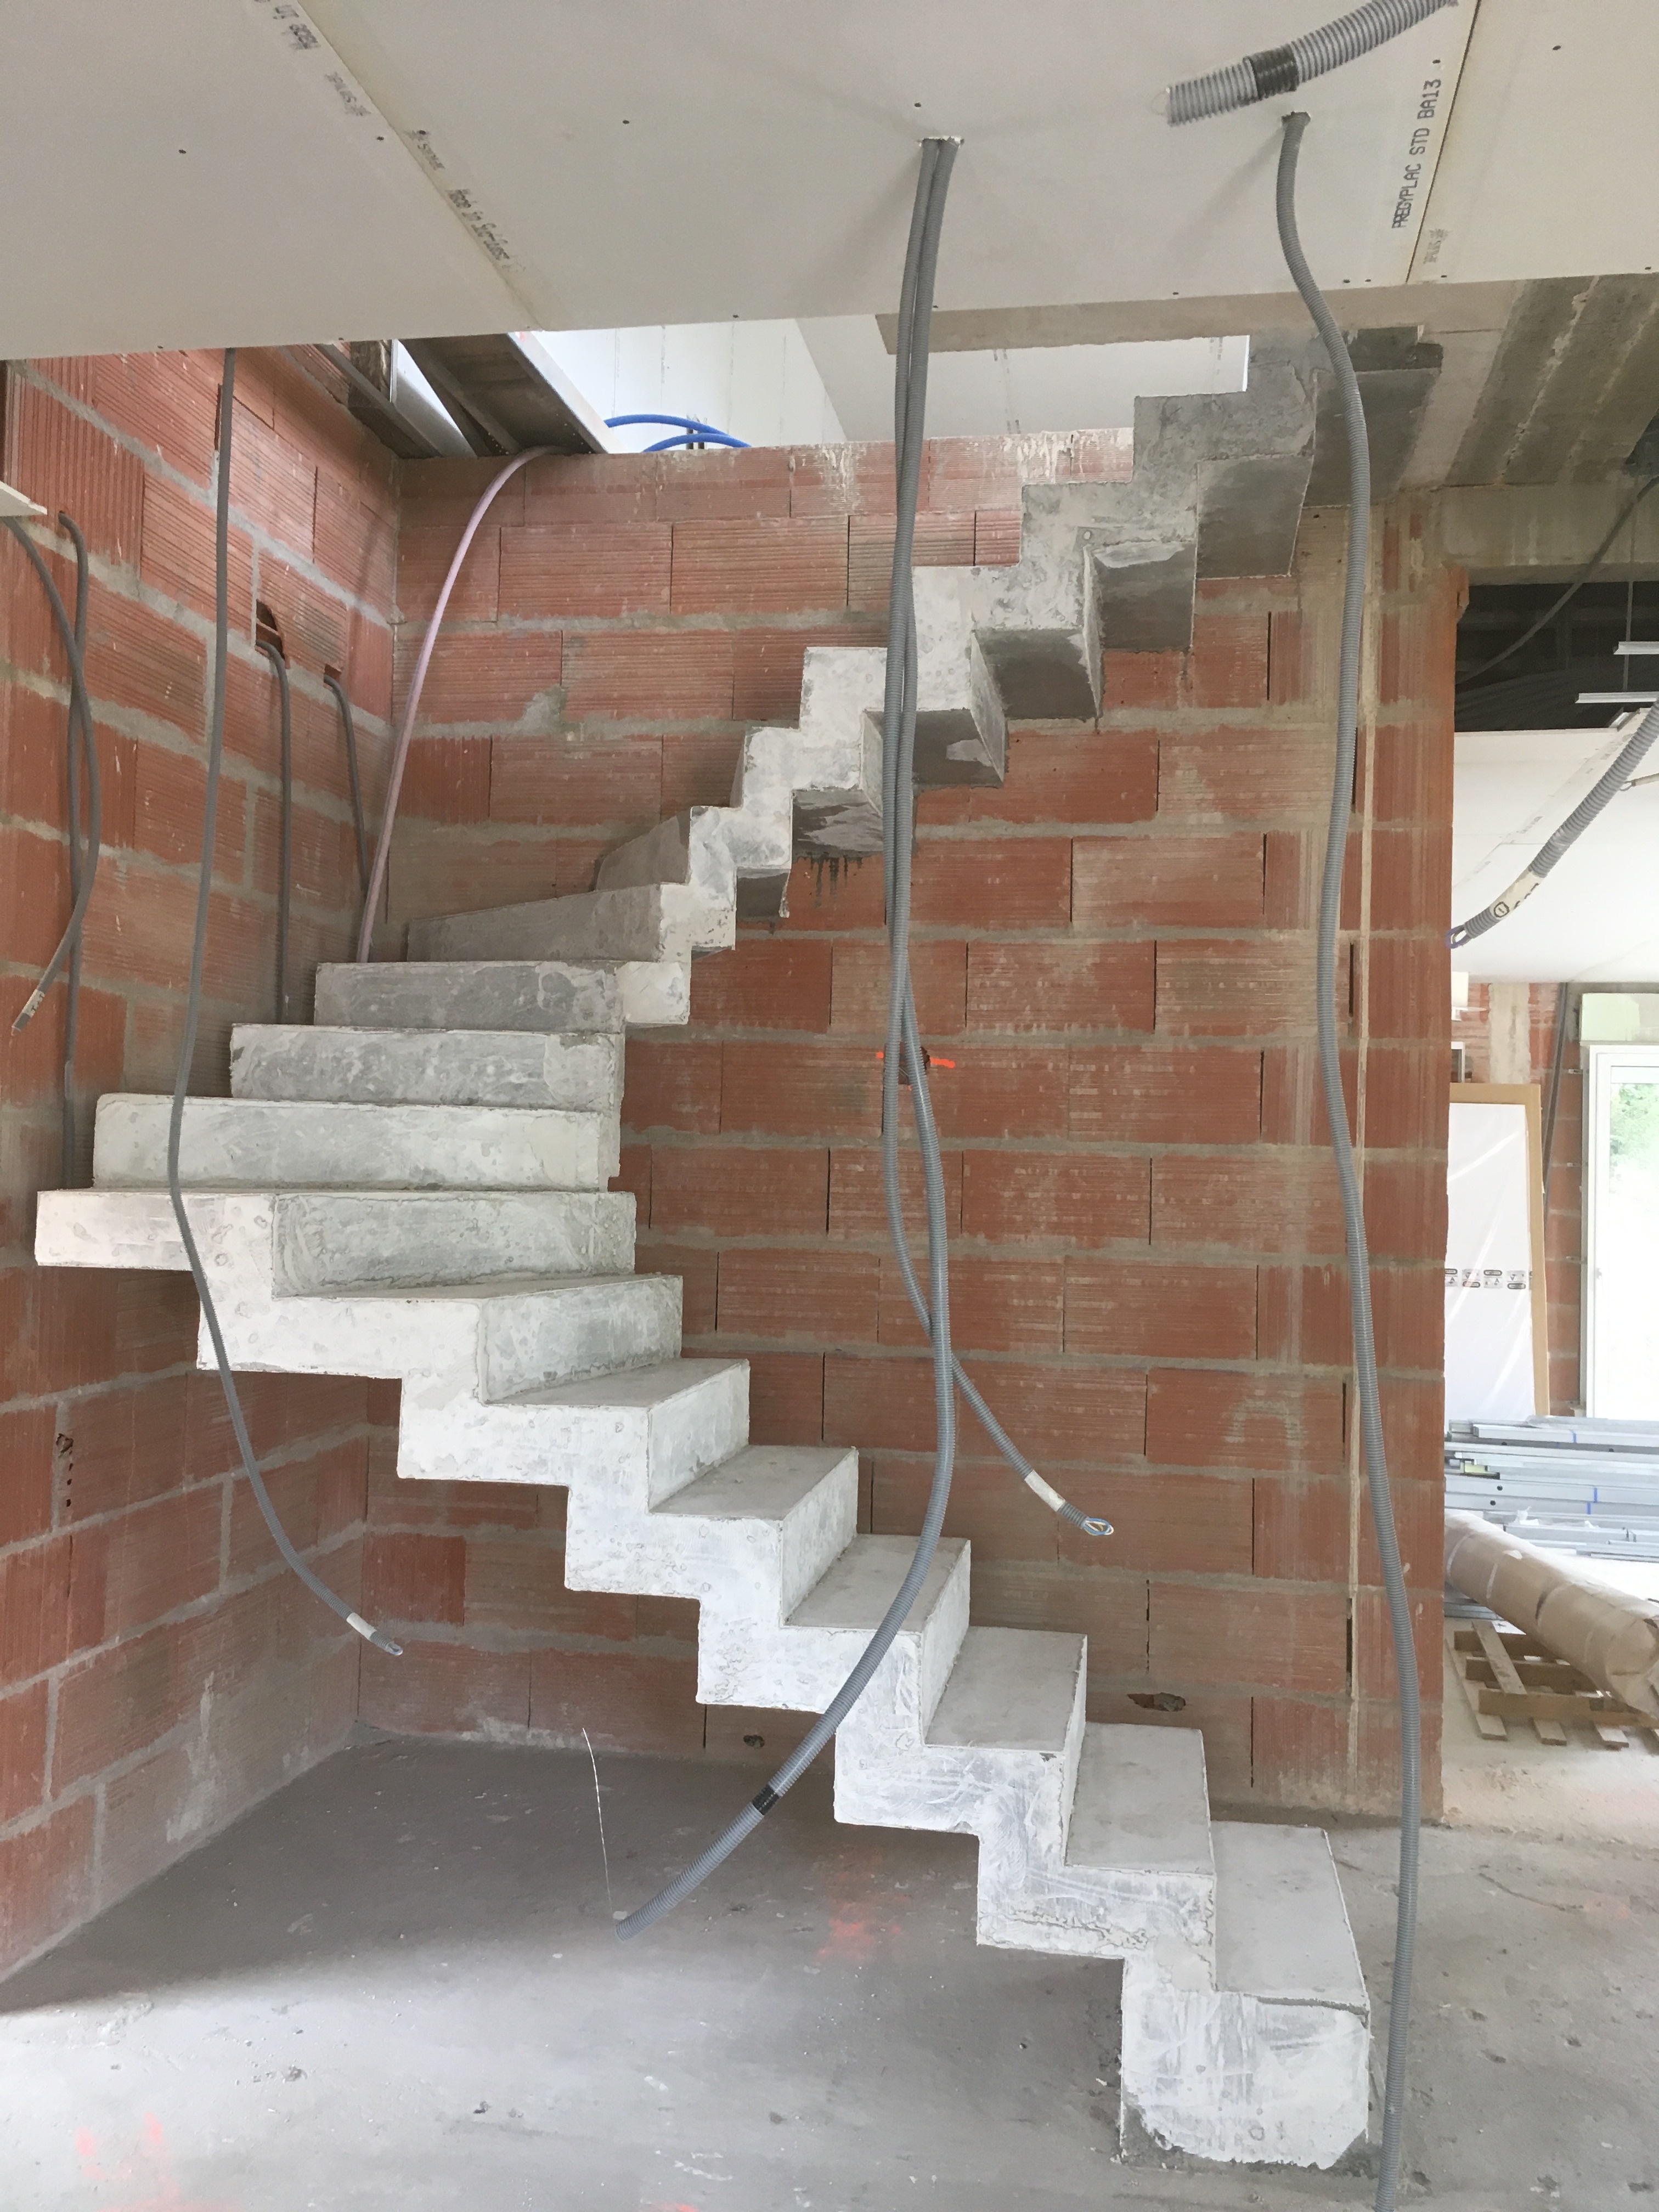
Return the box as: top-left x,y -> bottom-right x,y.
355,447 -> 552,962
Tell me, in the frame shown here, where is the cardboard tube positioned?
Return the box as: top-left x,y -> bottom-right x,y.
1444,1510 -> 1659,1718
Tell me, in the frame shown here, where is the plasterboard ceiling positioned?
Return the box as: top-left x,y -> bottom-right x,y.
0,0 -> 1650,362
1452,724 -> 1659,983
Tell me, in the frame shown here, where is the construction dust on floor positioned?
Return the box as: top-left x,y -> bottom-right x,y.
1,1736 -> 1654,2212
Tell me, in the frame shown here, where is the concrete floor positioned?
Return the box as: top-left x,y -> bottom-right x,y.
3,1734 -> 1657,2212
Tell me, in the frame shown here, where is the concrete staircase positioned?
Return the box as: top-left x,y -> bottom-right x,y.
34,349 -> 1377,2168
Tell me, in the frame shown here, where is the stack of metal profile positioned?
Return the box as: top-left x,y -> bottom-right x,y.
1445,1416 -> 1659,1563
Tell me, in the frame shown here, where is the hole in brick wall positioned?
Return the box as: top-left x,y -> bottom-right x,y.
255,600 -> 286,659
1128,1692 -> 1187,1713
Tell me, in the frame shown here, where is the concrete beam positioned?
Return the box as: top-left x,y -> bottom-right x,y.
1437,481 -> 1659,584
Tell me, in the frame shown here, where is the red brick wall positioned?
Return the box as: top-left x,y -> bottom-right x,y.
371,447 -> 1455,1818
0,351 -> 395,1975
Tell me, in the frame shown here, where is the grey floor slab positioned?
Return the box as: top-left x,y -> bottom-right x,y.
2,1735 -> 1656,2211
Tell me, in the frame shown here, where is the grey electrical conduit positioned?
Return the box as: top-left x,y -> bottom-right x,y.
1166,0 -> 1457,124
324,672 -> 373,900
354,446 -> 551,963
1447,696 -> 1659,947
257,640 -> 294,1026
60,517 -> 92,1184
1277,113 -> 1420,2212
170,349 -> 401,1657
5,515 -> 103,1057
613,138 -> 964,1941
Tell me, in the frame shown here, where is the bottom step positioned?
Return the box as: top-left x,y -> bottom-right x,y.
1121,1820 -> 1369,2170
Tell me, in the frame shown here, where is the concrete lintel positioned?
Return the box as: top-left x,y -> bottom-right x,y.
1438,482 -> 1659,584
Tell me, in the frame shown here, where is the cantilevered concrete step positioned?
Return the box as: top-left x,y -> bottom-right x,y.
1065,1723 -> 1214,1886
1211,1823 -> 1368,2008
742,1534 -> 971,1739
838,1625 -> 1087,1943
653,1445 -> 858,1613
406,1356 -> 751,1496
314,958 -> 687,1034
1121,1821 -> 1369,2170
230,1025 -> 623,1114
928,1624 -> 1085,1759
567,1444 -> 859,1635
263,1271 -> 682,1398
268,1189 -> 635,1293
93,1096 -> 617,1193
407,881 -> 732,967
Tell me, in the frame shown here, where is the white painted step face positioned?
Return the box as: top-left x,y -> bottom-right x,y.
230,1026 -> 623,1114
93,1096 -> 617,1192
400,1356 -> 751,1497
566,1444 -> 860,1660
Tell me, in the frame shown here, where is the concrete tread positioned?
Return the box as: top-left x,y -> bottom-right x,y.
1211,1821 -> 1368,2009
230,1025 -> 620,1110
501,1356 -> 743,1410
656,1444 -> 854,1524
928,1626 -> 1083,1757
788,1534 -> 966,1633
1065,1722 -> 1214,1877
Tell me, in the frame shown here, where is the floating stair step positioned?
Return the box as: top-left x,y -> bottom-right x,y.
93,1096 -> 616,1193
758,1533 -> 969,1729
230,1025 -> 623,1113
1211,1823 -> 1368,2009
316,958 -> 624,1035
654,1444 -> 859,1621
285,1271 -> 683,1397
928,1626 -> 1085,1758
267,1189 -> 635,1293
485,1356 -> 749,1503
1065,1723 -> 1214,1883
407,882 -> 731,966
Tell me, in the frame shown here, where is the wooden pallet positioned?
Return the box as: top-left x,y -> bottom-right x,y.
1445,1620 -> 1659,1750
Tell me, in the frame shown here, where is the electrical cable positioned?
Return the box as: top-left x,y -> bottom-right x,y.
1277,112 -> 1419,2212
614,138 -> 963,1942
1167,0 -> 1455,124
1456,476 -> 1659,690
1446,697 -> 1659,948
324,672 -> 373,900
355,445 -> 551,962
4,516 -> 102,1047
604,414 -> 749,450
59,517 -> 93,1183
257,640 -> 294,1026
167,348 -> 400,1658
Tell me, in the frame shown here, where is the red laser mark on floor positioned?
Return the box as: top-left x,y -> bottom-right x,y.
74,2113 -> 240,2211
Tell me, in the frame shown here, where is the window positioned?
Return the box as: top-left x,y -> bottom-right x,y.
1584,1042 -> 1659,1414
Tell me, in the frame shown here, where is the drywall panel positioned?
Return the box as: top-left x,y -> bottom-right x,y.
0,0 -> 523,357
1413,1 -> 1659,286
310,0 -> 1472,326
0,0 -> 1483,359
